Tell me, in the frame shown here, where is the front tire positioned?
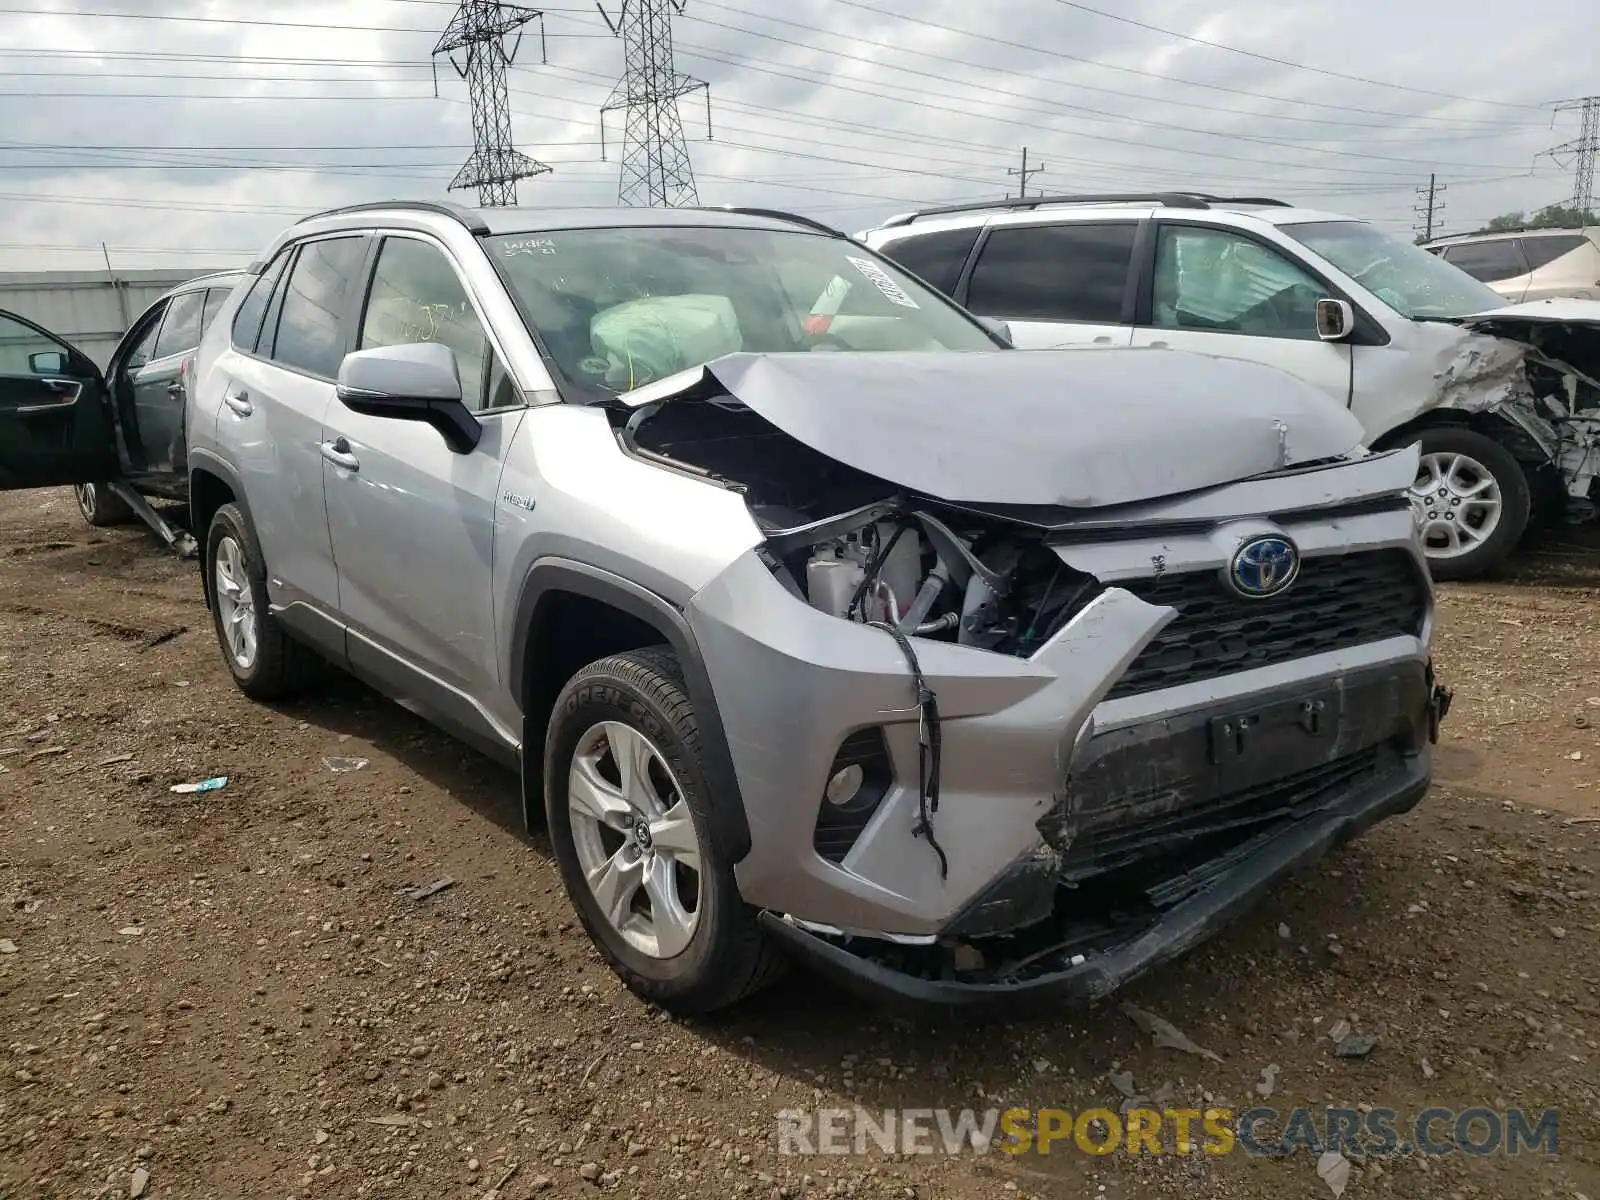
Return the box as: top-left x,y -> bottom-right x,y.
1408,427 -> 1531,582
544,647 -> 781,1014
204,503 -> 319,700
74,482 -> 133,527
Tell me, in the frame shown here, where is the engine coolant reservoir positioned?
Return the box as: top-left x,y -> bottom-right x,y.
806,551 -> 865,619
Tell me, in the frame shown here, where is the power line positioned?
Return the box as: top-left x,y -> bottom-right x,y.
0,5 -> 611,36
692,1 -> 1538,131
599,0 -> 709,207
1043,0 -> 1545,109
817,0 -> 1544,126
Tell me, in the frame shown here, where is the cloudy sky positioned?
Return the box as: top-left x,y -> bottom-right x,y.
0,0 -> 1590,273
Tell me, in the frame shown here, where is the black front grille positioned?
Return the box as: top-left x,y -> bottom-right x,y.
1056,744 -> 1400,882
1105,550 -> 1427,700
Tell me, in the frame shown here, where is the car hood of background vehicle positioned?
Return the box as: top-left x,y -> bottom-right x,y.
622,348 -> 1365,508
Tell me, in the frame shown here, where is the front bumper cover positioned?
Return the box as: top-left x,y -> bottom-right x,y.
759,747 -> 1431,1013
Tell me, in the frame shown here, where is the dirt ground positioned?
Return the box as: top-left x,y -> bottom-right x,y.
1,487 -> 1597,1200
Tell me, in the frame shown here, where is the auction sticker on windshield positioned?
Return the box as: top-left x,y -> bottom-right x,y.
847,256 -> 920,308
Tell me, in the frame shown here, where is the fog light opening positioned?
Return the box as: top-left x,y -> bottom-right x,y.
825,763 -> 865,808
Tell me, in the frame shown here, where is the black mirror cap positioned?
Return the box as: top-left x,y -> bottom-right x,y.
336,386 -> 483,455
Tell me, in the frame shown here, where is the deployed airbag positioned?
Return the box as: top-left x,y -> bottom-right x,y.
590,293 -> 744,390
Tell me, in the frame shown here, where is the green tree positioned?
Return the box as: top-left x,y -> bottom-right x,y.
1476,203 -> 1596,233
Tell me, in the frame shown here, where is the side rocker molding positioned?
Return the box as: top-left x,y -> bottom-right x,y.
510,558 -> 753,864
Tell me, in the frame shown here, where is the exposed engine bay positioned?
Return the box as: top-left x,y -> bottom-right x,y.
622,394 -> 1102,657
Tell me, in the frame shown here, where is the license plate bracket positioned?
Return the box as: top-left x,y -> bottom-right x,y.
1207,688 -> 1339,764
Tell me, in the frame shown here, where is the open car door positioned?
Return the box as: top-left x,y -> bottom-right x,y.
0,308 -> 119,489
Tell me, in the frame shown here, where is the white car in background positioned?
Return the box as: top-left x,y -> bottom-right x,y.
1424,227 -> 1600,303
862,193 -> 1600,581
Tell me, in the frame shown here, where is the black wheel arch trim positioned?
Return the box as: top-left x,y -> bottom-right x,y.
186,450 -> 251,609
511,558 -> 752,863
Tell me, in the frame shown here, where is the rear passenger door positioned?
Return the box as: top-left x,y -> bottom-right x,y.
129,288 -> 205,474
220,236 -> 369,618
960,222 -> 1138,349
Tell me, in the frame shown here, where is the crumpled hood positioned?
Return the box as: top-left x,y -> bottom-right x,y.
1457,297 -> 1600,339
622,348 -> 1364,508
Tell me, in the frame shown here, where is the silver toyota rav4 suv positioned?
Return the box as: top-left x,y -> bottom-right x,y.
179,200 -> 1450,1013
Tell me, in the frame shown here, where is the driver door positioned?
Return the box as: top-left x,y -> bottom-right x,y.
0,309 -> 119,489
1127,223 -> 1355,408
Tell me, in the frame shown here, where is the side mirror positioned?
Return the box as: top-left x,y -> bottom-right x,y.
28,349 -> 67,375
977,316 -> 1014,347
1315,298 -> 1354,342
336,342 -> 482,455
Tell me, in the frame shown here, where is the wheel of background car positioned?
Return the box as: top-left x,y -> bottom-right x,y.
543,646 -> 783,1014
74,482 -> 133,528
1405,427 -> 1531,582
204,503 -> 321,700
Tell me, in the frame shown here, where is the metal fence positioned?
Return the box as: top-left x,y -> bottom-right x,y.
0,267 -> 236,369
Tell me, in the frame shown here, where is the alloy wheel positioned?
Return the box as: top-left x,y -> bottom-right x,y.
567,721 -> 703,959
213,535 -> 259,670
74,483 -> 97,522
1409,450 -> 1503,560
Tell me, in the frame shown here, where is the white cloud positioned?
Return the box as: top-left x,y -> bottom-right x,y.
0,0 -> 1587,271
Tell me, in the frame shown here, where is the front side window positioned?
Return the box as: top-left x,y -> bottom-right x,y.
1441,239 -> 1527,283
360,237 -> 495,410
485,225 -> 996,399
272,236 -> 368,378
153,290 -> 206,361
1281,220 -> 1505,320
123,310 -> 164,372
1151,225 -> 1326,338
965,223 -> 1137,323
876,227 -> 981,295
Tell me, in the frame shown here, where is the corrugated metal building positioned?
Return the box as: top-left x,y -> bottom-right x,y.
0,267 -> 236,368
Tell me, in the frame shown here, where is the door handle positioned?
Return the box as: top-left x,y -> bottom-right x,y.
224,388 -> 253,417
1092,335 -> 1113,345
167,381 -> 186,398
320,437 -> 359,472
16,379 -> 81,413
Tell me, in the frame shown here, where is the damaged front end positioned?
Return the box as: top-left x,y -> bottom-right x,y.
1438,305 -> 1600,520
616,349 -> 1447,1009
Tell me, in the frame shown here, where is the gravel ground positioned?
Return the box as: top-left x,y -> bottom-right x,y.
1,487 -> 1597,1200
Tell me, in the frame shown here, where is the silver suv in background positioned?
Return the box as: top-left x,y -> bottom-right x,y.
10,200 -> 1449,1012
1424,227 -> 1600,303
863,194 -> 1600,581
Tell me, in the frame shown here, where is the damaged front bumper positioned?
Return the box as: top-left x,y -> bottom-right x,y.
759,741 -> 1434,1012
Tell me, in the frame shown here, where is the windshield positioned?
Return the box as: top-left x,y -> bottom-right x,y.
484,225 -> 999,399
1279,220 -> 1505,320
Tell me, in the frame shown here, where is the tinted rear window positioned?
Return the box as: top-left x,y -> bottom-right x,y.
877,227 -> 981,295
1441,239 -> 1527,283
966,223 -> 1137,323
272,236 -> 368,378
1518,234 -> 1591,272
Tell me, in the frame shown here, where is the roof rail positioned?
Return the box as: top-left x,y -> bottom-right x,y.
704,205 -> 847,238
877,191 -> 1291,228
297,199 -> 490,235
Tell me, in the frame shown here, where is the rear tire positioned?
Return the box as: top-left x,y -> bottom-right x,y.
1407,427 -> 1531,582
204,503 -> 320,700
74,482 -> 133,527
544,647 -> 783,1014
